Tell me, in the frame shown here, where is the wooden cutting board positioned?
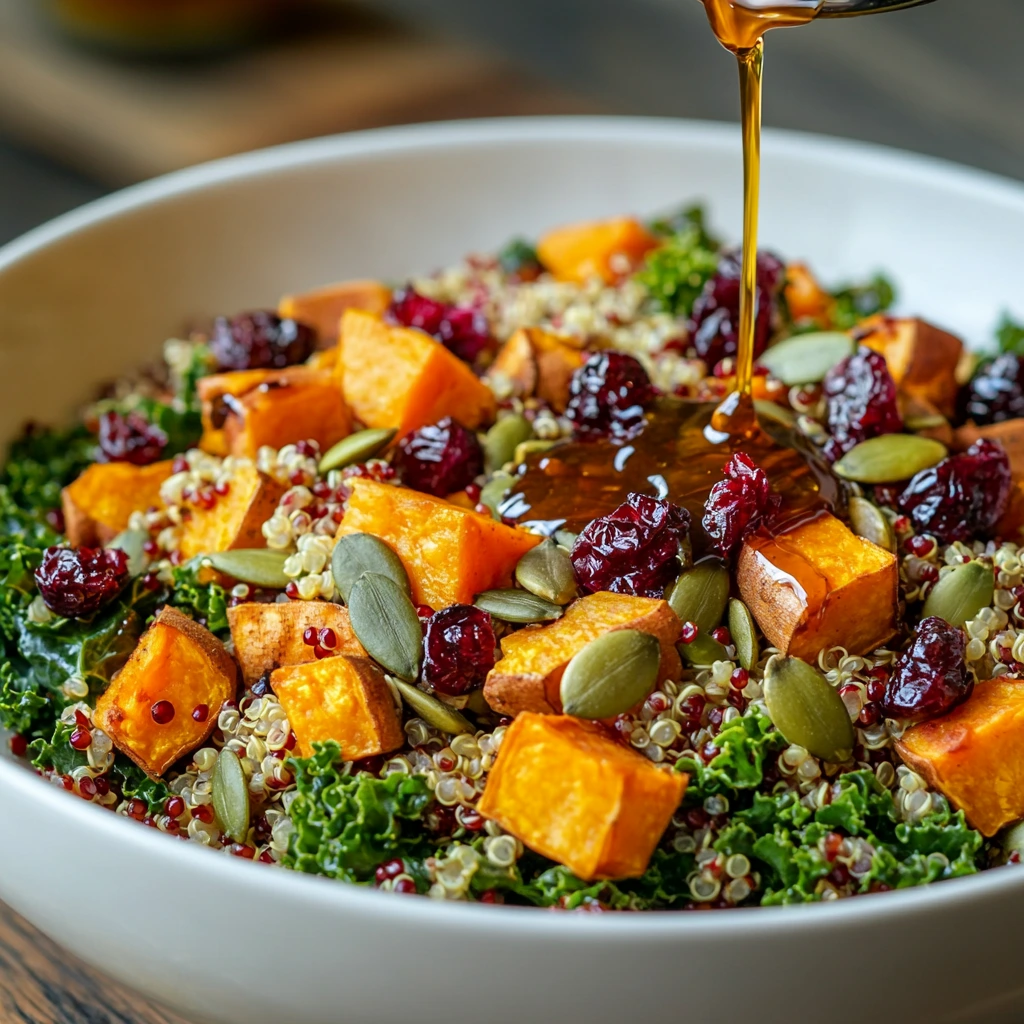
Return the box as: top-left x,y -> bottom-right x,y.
0,0 -> 591,184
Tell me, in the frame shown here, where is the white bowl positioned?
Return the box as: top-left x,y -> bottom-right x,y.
1,118 -> 1023,1024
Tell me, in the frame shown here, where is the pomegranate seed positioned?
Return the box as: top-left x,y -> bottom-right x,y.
858,702 -> 881,727
730,667 -> 749,690
865,677 -> 886,702
686,807 -> 710,830
711,626 -> 731,645
295,440 -> 317,457
214,481 -> 231,496
393,878 -> 417,894
192,703 -> 210,723
375,858 -> 406,884
285,731 -> 298,750
230,844 -> 257,859
465,482 -> 482,502
318,627 -> 337,650
302,626 -> 318,647
8,735 -> 27,757
142,539 -> 160,556
285,582 -> 300,599
60,774 -> 74,791
94,776 -> 110,796
74,709 -> 91,729
166,796 -> 186,818
79,776 -> 97,799
142,572 -> 162,591
151,700 -> 175,725
128,799 -> 147,820
478,889 -> 502,904
905,535 -> 935,557
172,456 -> 189,473
917,563 -> 939,583
45,508 -> 66,533
708,707 -> 724,727
69,728 -> 92,751
680,621 -> 699,644
193,804 -> 215,824
824,832 -> 843,862
459,808 -> 485,831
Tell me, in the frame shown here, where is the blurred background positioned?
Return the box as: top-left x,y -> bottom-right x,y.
0,0 -> 1013,247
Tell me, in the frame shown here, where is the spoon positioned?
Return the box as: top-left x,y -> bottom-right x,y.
819,0 -> 936,15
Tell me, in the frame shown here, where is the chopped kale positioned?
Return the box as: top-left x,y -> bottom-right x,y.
648,203 -> 720,249
1,425 -> 94,519
169,559 -> 229,635
635,226 -> 719,319
830,273 -> 897,330
996,314 -> 1024,356
499,238 -> 543,277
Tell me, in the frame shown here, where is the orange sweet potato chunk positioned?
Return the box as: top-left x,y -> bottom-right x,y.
537,217 -> 658,284
336,478 -> 540,608
278,279 -> 392,348
855,316 -> 964,419
737,511 -> 898,662
478,713 -> 687,880
272,655 -> 403,760
897,678 -> 1024,837
62,460 -> 174,546
784,262 -> 835,326
486,327 -> 586,412
178,462 -> 286,559
955,420 -> 1024,541
483,591 -> 682,716
227,600 -> 365,685
94,607 -> 238,776
338,310 -> 496,435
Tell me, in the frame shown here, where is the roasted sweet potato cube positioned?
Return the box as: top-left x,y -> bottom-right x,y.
178,461 -> 286,559
62,460 -> 174,546
338,310 -> 496,436
486,327 -> 585,412
227,600 -> 365,685
94,607 -> 237,776
955,420 -> 1024,540
336,478 -> 540,608
483,591 -> 682,716
537,217 -> 658,284
897,678 -> 1024,836
272,655 -> 403,760
855,316 -> 964,418
737,511 -> 898,662
784,262 -> 835,326
478,713 -> 687,880
278,279 -> 391,348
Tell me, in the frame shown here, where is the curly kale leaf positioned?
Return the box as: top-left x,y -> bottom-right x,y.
112,758 -> 170,813
499,238 -> 542,277
1,425 -> 95,518
0,660 -> 51,736
169,560 -> 229,635
830,274 -> 896,330
996,314 -> 1024,356
283,742 -> 435,883
635,225 -> 719,319
649,203 -> 720,249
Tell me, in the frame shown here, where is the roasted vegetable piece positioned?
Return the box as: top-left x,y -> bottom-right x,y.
854,315 -> 964,419
478,712 -> 687,880
272,655 -> 403,760
338,310 -> 496,435
94,606 -> 238,777
485,327 -> 586,412
954,419 -> 1024,541
784,262 -> 835,326
536,216 -> 658,285
62,460 -> 174,546
336,478 -> 540,608
278,279 -> 392,347
896,677 -> 1024,837
483,591 -> 682,716
736,511 -> 898,662
227,601 -> 365,686
178,462 -> 286,559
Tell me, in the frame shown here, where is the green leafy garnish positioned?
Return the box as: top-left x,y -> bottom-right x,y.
996,314 -> 1024,356
1,425 -> 94,519
830,274 -> 897,331
635,226 -> 719,319
648,203 -> 720,249
499,238 -> 542,277
169,559 -> 229,636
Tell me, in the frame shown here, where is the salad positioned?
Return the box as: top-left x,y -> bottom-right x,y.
3,205 -> 1022,911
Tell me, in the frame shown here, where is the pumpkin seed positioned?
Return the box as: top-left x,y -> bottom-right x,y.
758,332 -> 855,386
728,599 -> 759,671
922,560 -> 995,630
833,434 -> 948,484
763,655 -> 855,763
554,528 -> 578,551
318,428 -> 396,474
202,549 -> 291,589
1000,820 -> 1024,860
484,414 -> 533,473
391,677 -> 472,735
331,532 -> 410,603
560,629 -> 661,720
474,588 -> 563,623
348,572 -> 422,681
478,472 -> 514,518
848,496 -> 897,553
109,528 -> 149,577
514,439 -> 557,465
754,399 -> 797,429
679,632 -> 729,667
212,749 -> 250,844
666,558 -> 729,634
515,540 -> 577,605
905,410 -> 949,433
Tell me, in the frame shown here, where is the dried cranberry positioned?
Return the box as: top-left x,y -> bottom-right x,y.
565,352 -> 657,440
33,546 -> 129,618
960,354 -> 1024,425
387,287 -> 493,364
688,249 -> 784,366
571,493 -> 690,597
209,311 -> 314,371
96,410 -> 167,465
822,348 -> 903,461
422,605 -> 496,696
897,439 -> 1011,542
392,418 -> 483,497
701,453 -> 781,557
881,616 -> 972,723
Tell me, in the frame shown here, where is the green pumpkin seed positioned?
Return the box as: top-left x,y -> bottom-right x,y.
1000,820 -> 1024,860
679,631 -> 729,667
560,629 -> 661,719
763,655 -> 855,763
348,573 -> 422,681
474,588 -> 563,624
478,472 -> 514,518
758,332 -> 855,386
515,540 -> 577,605
905,410 -> 949,433
109,528 -> 149,577
728,599 -> 759,671
392,677 -> 472,734
554,529 -> 578,551
212,749 -> 250,844
848,496 -> 897,553
318,428 -> 396,474
666,559 -> 730,634
202,549 -> 291,589
484,414 -> 533,473
833,435 -> 947,484
331,532 -> 410,603
922,561 -> 995,630
754,399 -> 797,429
514,439 -> 557,465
